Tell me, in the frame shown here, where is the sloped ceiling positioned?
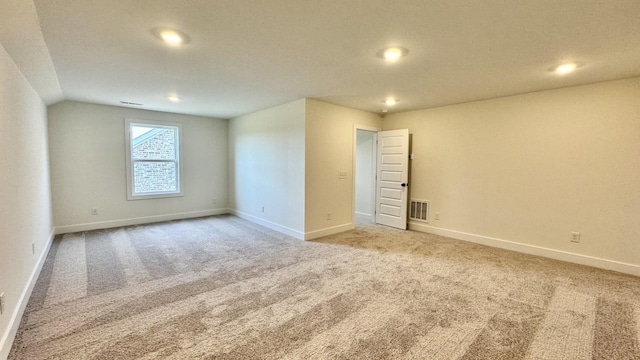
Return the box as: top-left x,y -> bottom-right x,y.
0,0 -> 63,104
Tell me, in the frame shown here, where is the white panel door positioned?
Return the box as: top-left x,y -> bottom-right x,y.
375,129 -> 409,229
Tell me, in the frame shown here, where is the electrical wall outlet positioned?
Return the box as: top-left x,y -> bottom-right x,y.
0,293 -> 5,315
571,232 -> 581,243
327,212 -> 331,220
91,208 -> 98,216
261,206 -> 265,213
434,212 -> 440,220
32,242 -> 35,255
212,198 -> 217,205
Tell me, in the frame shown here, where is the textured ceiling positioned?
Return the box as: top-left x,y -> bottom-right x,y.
6,0 -> 640,118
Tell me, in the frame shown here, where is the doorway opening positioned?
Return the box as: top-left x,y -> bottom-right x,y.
354,129 -> 378,225
353,127 -> 410,230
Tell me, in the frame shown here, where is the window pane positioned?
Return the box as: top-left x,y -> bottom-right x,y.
126,119 -> 182,200
133,161 -> 177,193
131,126 -> 176,160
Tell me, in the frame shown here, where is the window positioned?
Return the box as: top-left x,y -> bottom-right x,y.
125,119 -> 183,200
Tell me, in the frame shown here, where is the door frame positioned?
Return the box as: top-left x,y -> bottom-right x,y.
352,124 -> 381,226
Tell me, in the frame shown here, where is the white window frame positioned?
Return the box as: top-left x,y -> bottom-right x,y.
125,118 -> 183,200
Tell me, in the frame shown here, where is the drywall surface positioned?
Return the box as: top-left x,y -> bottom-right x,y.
0,0 -> 63,104
48,101 -> 228,230
305,99 -> 382,235
384,77 -> 640,268
355,130 -> 376,216
0,43 -> 53,359
228,99 -> 306,236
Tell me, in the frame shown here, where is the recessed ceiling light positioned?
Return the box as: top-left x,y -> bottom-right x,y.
167,95 -> 181,102
384,98 -> 398,106
550,62 -> 583,75
377,47 -> 409,61
161,31 -> 183,44
555,63 -> 577,74
152,28 -> 191,45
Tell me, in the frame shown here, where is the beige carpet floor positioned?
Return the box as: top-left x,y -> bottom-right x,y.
9,214 -> 640,359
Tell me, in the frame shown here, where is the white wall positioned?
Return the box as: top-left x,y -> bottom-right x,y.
48,101 -> 228,232
355,130 -> 376,217
0,44 -> 53,359
305,99 -> 382,238
228,99 -> 306,238
384,77 -> 640,274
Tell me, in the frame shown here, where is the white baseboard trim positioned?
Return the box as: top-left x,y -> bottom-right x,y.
54,209 -> 230,235
230,209 -> 305,240
304,223 -> 354,241
355,211 -> 372,217
409,222 -> 640,277
0,228 -> 55,360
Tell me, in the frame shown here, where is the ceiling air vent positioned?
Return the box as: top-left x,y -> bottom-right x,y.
119,101 -> 143,106
409,199 -> 429,223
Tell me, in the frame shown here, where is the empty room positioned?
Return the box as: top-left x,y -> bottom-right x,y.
1,1 -> 640,359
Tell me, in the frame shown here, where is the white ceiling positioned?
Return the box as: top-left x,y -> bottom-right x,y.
5,0 -> 640,118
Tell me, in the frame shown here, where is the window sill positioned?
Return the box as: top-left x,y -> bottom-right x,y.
127,192 -> 184,201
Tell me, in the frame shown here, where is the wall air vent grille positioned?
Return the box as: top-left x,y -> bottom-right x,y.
409,199 -> 429,222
